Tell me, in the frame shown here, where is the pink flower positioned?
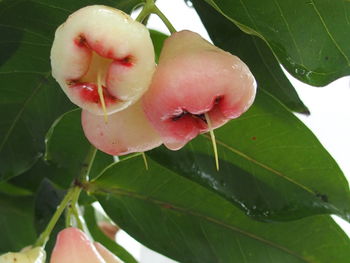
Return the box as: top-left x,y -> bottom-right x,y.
50,227 -> 121,263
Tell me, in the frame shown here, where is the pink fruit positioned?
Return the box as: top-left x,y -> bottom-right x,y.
51,5 -> 155,115
82,101 -> 162,156
50,227 -> 121,263
142,30 -> 257,150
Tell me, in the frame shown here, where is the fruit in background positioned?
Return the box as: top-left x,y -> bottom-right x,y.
98,221 -> 119,240
0,247 -> 46,263
50,227 -> 121,263
51,5 -> 155,116
142,30 -> 257,150
82,101 -> 162,156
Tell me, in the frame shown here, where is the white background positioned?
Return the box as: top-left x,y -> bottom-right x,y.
121,0 -> 350,262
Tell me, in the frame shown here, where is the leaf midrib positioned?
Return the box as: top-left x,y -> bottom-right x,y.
93,186 -> 311,263
207,0 -> 350,74
201,133 -> 315,195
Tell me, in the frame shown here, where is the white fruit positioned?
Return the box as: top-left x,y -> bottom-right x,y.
51,5 -> 155,115
0,247 -> 46,263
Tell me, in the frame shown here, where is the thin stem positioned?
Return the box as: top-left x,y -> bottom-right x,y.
141,152 -> 149,170
135,0 -> 176,34
205,113 -> 219,171
70,188 -> 84,230
65,206 -> 72,227
79,146 -> 97,183
35,187 -> 78,247
152,5 -> 176,34
135,4 -> 151,23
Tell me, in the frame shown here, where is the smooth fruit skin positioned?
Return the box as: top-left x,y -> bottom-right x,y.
94,243 -> 121,263
82,101 -> 162,156
142,30 -> 257,150
0,247 -> 46,263
51,5 -> 155,115
50,227 -> 120,263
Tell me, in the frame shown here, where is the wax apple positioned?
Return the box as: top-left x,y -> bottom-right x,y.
50,227 -> 121,263
142,30 -> 257,150
51,5 -> 155,115
82,101 -> 162,156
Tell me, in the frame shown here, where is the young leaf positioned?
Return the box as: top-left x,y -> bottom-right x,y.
90,158 -> 350,263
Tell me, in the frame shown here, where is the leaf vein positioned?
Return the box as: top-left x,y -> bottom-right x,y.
201,134 -> 315,195
96,188 -> 311,263
0,73 -> 49,153
310,0 -> 350,66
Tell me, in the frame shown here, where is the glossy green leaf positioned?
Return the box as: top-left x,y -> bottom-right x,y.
0,181 -> 33,196
45,109 -> 114,186
0,194 -> 37,253
193,0 -> 309,114
84,205 -> 138,263
150,29 -> 168,63
9,158 -> 68,191
148,90 -> 350,222
0,0 -> 141,180
91,158 -> 350,263
202,0 -> 350,86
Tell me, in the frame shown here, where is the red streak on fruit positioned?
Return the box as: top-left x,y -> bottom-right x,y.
252,136 -> 257,140
74,34 -> 133,68
69,82 -> 117,106
116,56 -> 133,67
74,34 -> 87,47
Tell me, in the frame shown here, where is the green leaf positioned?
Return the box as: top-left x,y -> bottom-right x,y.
91,158 -> 350,263
34,179 -> 66,257
0,0 -> 141,180
45,109 -> 114,186
148,90 -> 350,222
0,181 -> 33,196
9,158 -> 68,191
202,0 -> 350,86
193,0 -> 309,114
84,205 -> 138,263
0,193 -> 37,253
150,30 -> 168,63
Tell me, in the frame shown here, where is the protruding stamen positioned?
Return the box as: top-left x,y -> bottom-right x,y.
141,152 -> 149,170
205,113 -> 219,171
97,70 -> 108,123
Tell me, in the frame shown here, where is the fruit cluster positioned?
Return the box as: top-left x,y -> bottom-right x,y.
0,228 -> 121,263
51,5 -> 257,156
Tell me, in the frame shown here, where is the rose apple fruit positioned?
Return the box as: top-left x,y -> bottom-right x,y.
51,5 -> 155,115
50,227 -> 121,263
82,101 -> 162,156
142,30 -> 257,150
